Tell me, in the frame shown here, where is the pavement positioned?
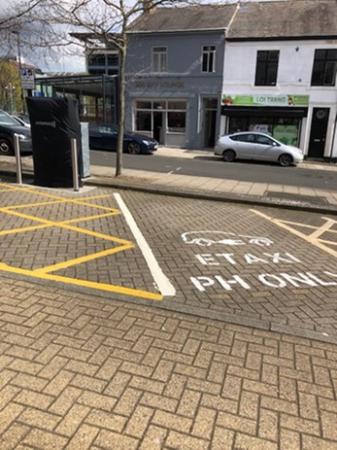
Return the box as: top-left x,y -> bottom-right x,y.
2,149 -> 337,214
2,153 -> 337,448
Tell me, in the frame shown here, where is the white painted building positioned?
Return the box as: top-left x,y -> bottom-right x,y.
221,0 -> 337,160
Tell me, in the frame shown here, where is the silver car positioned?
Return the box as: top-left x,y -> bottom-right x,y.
215,132 -> 304,167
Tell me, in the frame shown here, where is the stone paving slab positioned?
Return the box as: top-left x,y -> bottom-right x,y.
1,276 -> 337,449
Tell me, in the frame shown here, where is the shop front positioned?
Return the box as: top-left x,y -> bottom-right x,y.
221,94 -> 309,148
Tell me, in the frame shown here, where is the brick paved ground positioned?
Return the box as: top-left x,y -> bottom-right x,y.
1,183 -> 337,341
1,276 -> 337,449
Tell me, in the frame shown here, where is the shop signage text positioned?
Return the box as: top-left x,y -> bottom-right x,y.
222,94 -> 309,107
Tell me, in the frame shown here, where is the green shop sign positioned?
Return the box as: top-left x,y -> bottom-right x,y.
222,94 -> 309,107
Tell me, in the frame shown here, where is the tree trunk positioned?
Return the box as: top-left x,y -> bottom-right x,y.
115,39 -> 127,177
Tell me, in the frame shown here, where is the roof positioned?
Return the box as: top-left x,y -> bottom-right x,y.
227,0 -> 337,40
128,4 -> 237,33
129,0 -> 337,39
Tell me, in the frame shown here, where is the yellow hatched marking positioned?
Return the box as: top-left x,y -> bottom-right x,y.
251,209 -> 337,259
0,263 -> 162,301
318,239 -> 337,246
309,218 -> 337,239
61,211 -> 120,225
0,208 -> 132,245
0,183 -> 164,301
35,243 -> 134,274
0,223 -> 50,237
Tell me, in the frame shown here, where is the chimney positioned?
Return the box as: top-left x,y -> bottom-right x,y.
143,0 -> 156,14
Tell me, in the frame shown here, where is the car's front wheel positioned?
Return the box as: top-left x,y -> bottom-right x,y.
223,149 -> 236,162
279,153 -> 293,167
0,138 -> 13,156
127,142 -> 141,154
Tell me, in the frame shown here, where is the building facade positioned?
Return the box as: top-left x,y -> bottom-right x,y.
221,0 -> 337,160
124,5 -> 236,148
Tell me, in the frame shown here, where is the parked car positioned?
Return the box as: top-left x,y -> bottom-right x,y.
215,132 -> 304,167
11,114 -> 31,128
0,110 -> 32,155
89,124 -> 158,154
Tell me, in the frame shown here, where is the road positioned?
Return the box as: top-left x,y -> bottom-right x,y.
90,149 -> 337,191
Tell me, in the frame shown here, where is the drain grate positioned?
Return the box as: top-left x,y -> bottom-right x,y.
266,191 -> 329,205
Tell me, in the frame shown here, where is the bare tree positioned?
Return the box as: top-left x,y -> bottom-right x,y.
46,0 -> 187,176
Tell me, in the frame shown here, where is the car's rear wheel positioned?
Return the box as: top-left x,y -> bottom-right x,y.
0,138 -> 13,156
223,149 -> 236,162
279,153 -> 293,167
127,142 -> 141,154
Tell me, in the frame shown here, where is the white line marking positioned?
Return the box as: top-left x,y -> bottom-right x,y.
113,193 -> 176,297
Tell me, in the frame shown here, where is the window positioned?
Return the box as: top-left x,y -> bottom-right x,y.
136,111 -> 151,131
87,52 -> 119,75
152,47 -> 167,72
237,134 -> 255,143
255,134 -> 274,145
255,50 -> 279,86
202,46 -> 216,73
167,112 -> 186,133
311,49 -> 337,86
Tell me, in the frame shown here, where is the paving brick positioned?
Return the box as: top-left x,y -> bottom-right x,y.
177,389 -> 201,417
235,433 -> 278,450
78,390 -> 117,412
141,392 -> 178,413
280,429 -> 301,450
166,430 -> 209,450
139,425 -> 167,450
217,411 -> 256,435
152,410 -> 192,433
258,408 -> 278,442
18,407 -> 61,431
0,403 -> 24,434
124,405 -> 154,438
192,406 -> 216,439
113,388 -> 142,416
56,404 -> 90,436
22,429 -> 68,450
94,429 -> 139,450
65,424 -> 99,450
0,423 -> 30,450
321,410 -> 337,440
85,409 -> 126,432
211,427 -> 235,449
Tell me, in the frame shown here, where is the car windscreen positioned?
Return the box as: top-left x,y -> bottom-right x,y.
0,111 -> 20,126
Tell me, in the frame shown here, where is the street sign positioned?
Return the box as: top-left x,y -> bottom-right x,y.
20,68 -> 35,90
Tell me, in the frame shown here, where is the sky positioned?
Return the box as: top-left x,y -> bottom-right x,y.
0,0 -> 283,73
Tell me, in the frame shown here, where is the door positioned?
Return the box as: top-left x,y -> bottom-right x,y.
153,112 -> 163,144
253,133 -> 280,161
308,108 -> 330,158
203,98 -> 218,147
233,133 -> 258,159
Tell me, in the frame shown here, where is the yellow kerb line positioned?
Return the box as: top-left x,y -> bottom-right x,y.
0,263 -> 162,301
0,223 -> 50,237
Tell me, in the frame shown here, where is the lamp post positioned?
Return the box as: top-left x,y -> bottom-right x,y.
11,30 -> 25,113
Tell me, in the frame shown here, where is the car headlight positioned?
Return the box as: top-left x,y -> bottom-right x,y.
17,134 -> 28,141
142,140 -> 151,145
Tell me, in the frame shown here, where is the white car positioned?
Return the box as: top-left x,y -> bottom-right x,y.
215,132 -> 304,167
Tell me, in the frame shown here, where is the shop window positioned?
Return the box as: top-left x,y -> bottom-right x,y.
107,54 -> 119,66
136,111 -> 151,131
167,111 -> 186,133
152,47 -> 167,73
88,54 -> 106,66
255,50 -> 279,86
202,46 -> 216,73
311,49 -> 337,86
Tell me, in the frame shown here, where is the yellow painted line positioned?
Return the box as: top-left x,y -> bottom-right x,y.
309,218 -> 337,239
60,211 -> 120,225
35,243 -> 134,274
251,209 -> 337,259
318,239 -> 337,246
0,223 -> 50,237
6,199 -> 68,210
0,263 -> 162,301
280,220 -> 317,229
0,208 -> 132,245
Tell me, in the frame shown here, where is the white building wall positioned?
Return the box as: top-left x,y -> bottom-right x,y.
222,39 -> 337,158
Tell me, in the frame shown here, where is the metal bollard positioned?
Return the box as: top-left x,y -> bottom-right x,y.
13,133 -> 22,185
71,138 -> 80,192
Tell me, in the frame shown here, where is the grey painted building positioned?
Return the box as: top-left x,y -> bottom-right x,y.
125,5 -> 236,148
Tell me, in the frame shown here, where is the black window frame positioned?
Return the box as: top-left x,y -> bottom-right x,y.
311,49 -> 337,86
255,50 -> 279,86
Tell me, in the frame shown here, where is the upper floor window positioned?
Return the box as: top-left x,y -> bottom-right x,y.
311,49 -> 337,86
202,46 -> 216,73
87,52 -> 119,75
152,47 -> 167,72
255,50 -> 279,86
